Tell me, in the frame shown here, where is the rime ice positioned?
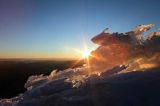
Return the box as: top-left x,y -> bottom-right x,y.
89,24 -> 160,72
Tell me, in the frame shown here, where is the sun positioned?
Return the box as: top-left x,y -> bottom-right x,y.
82,49 -> 91,59
68,45 -> 94,68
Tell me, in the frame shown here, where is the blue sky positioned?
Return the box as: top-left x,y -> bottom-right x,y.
0,0 -> 160,59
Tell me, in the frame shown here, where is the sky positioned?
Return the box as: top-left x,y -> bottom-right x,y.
0,0 -> 160,59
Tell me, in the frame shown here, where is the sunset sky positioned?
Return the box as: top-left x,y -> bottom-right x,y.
0,0 -> 160,59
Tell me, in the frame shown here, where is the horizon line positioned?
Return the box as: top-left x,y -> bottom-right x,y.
0,57 -> 80,61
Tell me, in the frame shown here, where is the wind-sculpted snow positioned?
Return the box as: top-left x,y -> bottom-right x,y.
0,66 -> 127,106
89,24 -> 160,72
1,24 -> 160,106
